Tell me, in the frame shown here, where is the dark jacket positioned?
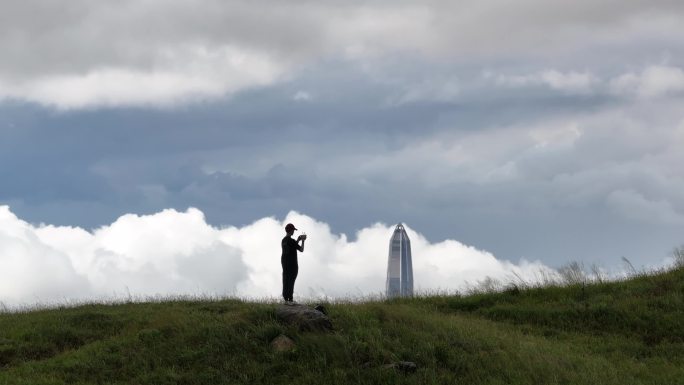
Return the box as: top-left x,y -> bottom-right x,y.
281,235 -> 302,267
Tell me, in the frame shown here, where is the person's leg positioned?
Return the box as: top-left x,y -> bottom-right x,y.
282,263 -> 288,301
283,266 -> 294,301
289,265 -> 298,302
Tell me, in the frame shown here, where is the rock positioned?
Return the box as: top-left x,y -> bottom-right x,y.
384,361 -> 417,374
270,334 -> 295,352
396,361 -> 417,373
275,303 -> 333,332
313,304 -> 328,315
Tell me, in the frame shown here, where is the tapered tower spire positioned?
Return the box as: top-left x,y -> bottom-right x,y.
386,223 -> 414,298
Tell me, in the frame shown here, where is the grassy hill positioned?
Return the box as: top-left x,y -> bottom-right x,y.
1,267 -> 683,385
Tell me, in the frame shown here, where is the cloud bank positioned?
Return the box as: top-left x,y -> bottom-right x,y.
0,205 -> 552,306
2,0 -> 684,108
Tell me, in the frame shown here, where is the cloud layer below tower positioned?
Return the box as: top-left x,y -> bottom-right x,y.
2,205 -> 562,306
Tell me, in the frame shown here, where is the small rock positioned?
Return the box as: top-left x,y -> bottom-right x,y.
276,304 -> 333,332
384,361 -> 417,374
270,334 -> 295,352
314,304 -> 328,315
396,361 -> 417,373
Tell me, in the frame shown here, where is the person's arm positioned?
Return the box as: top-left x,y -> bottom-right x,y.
296,236 -> 305,252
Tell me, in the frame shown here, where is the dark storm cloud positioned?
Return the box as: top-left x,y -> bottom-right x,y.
1,0 -> 684,271
2,60 -> 683,269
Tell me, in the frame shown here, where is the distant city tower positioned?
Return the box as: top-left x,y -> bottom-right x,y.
386,223 -> 414,298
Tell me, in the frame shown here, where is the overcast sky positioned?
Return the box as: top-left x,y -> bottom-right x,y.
1,0 -> 683,304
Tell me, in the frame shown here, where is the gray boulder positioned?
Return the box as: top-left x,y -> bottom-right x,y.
275,303 -> 333,332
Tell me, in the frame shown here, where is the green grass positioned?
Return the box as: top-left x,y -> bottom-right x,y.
1,267 -> 683,384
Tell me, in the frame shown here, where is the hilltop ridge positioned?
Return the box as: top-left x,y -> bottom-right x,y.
1,267 -> 683,384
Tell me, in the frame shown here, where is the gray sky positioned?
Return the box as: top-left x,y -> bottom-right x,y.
1,1 -> 684,302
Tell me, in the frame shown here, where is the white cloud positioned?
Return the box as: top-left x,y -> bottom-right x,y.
487,70 -> 599,93
386,77 -> 460,105
528,123 -> 582,149
0,205 -> 553,306
0,46 -> 285,109
293,91 -> 312,101
484,65 -> 684,99
25,207 -> 248,303
540,71 -> 599,93
0,207 -> 90,305
609,65 -> 684,98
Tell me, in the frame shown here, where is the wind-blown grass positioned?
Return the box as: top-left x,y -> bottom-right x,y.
0,266 -> 683,384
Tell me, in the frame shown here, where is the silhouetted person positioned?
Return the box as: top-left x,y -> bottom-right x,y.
281,223 -> 306,303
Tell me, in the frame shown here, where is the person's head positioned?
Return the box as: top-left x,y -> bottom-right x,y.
285,223 -> 297,236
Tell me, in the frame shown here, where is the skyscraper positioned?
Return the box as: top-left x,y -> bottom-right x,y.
386,223 -> 413,298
